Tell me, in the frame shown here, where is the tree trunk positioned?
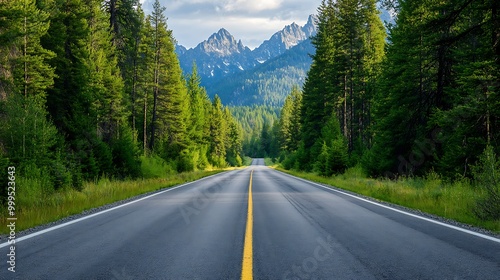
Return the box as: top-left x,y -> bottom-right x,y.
131,37 -> 139,133
493,0 -> 500,66
342,74 -> 346,139
149,71 -> 158,151
143,92 -> 147,155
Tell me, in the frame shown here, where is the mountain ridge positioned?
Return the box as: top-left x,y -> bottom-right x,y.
176,15 -> 318,88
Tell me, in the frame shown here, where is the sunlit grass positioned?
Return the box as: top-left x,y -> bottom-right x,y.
0,170 -> 226,234
275,166 -> 500,233
264,157 -> 278,167
242,156 -> 253,166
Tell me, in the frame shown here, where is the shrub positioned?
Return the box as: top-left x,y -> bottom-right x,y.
472,145 -> 500,220
111,126 -> 142,178
140,155 -> 174,178
178,149 -> 196,172
50,159 -> 72,190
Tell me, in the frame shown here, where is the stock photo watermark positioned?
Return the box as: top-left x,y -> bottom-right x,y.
283,235 -> 334,280
178,182 -> 223,225
6,166 -> 16,273
393,128 -> 443,178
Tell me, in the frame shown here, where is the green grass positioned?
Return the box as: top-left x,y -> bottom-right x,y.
243,156 -> 253,166
0,169 -> 226,234
275,166 -> 500,233
264,157 -> 277,167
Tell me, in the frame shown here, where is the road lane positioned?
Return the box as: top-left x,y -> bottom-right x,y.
1,159 -> 499,279
252,165 -> 500,279
1,169 -> 251,279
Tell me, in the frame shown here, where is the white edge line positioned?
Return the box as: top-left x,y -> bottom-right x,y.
0,170 -> 237,248
273,168 -> 500,244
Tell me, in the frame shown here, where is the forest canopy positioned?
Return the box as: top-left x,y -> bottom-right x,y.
0,0 -> 245,200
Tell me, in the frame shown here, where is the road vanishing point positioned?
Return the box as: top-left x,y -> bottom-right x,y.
1,159 -> 499,279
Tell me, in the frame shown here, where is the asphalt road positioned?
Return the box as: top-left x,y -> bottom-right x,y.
1,159 -> 499,279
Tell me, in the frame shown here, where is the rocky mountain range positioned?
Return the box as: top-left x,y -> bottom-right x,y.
176,15 -> 318,106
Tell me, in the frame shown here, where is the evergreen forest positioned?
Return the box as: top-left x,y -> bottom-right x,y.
0,0 -> 245,201
265,0 -> 500,221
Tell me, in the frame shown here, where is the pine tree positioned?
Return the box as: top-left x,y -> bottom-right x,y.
148,0 -> 165,151
278,93 -> 293,152
431,0 -> 500,178
147,0 -> 189,159
300,0 -> 385,170
87,0 -> 127,142
278,86 -> 302,152
209,95 -> 227,167
289,87 -> 303,151
301,0 -> 337,170
187,64 -> 209,145
0,0 -> 68,191
136,11 -> 155,153
225,108 -> 243,166
0,0 -> 57,166
365,0 -> 500,178
331,0 -> 385,154
42,0 -> 120,179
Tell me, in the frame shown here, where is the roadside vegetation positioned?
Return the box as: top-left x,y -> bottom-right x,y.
0,156 -> 242,235
265,158 -> 500,233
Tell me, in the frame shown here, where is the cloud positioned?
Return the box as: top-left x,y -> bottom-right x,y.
141,0 -> 322,49
222,0 -> 283,12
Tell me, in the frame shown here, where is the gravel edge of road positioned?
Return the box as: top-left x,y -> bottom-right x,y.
273,168 -> 500,240
0,170 -> 233,243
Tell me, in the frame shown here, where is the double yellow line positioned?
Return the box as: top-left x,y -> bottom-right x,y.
241,169 -> 254,280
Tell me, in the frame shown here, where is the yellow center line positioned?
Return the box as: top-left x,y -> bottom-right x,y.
241,169 -> 254,280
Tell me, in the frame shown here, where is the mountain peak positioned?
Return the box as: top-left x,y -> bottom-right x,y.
303,14 -> 318,38
198,28 -> 248,57
215,28 -> 231,38
307,14 -> 317,25
252,16 -> 317,61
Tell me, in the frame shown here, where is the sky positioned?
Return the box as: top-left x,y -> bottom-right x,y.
139,0 -> 323,50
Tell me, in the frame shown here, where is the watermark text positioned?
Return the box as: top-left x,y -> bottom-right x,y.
6,166 -> 16,273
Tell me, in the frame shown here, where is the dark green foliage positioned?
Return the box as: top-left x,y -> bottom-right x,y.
49,153 -> 73,190
230,105 -> 279,157
0,95 -> 58,167
281,151 -> 298,170
177,149 -> 195,173
209,95 -> 227,166
111,126 -> 142,178
0,0 -> 245,203
313,112 -> 349,176
298,0 -> 385,170
365,0 -> 500,181
472,146 -> 500,220
278,86 -> 302,153
0,155 -> 10,203
314,141 -> 331,176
